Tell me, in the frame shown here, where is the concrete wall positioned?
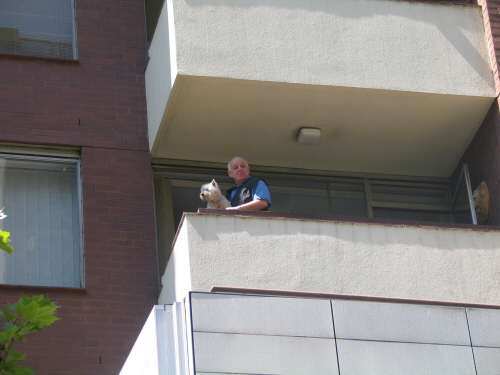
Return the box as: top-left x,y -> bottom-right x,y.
172,0 -> 494,97
146,0 -> 177,149
120,304 -> 189,375
161,213 -> 500,306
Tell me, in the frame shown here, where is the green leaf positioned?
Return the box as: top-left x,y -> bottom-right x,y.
0,324 -> 20,343
0,363 -> 33,375
0,349 -> 31,375
5,349 -> 25,363
0,231 -> 14,255
15,296 -> 59,331
10,367 -> 33,375
0,305 -> 16,323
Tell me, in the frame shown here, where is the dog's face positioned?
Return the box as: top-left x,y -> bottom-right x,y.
200,179 -> 222,202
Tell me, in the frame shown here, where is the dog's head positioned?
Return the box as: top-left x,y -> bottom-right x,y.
200,179 -> 222,202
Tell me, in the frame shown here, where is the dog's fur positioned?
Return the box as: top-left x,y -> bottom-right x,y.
473,181 -> 490,224
200,179 -> 230,209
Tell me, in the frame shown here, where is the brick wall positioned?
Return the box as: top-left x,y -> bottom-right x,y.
0,0 -> 157,374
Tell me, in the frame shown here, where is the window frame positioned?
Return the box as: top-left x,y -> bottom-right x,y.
0,151 -> 84,289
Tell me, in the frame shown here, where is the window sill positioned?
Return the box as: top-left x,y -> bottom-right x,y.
0,52 -> 79,64
0,283 -> 86,294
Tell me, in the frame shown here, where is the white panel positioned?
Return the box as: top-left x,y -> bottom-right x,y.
121,304 -> 187,375
194,332 -> 338,375
332,300 -> 469,345
467,308 -> 500,347
473,347 -> 500,375
120,307 -> 161,375
191,293 -> 334,337
337,339 -> 476,375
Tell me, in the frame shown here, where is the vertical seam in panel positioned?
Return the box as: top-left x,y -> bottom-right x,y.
465,308 -> 478,375
330,300 -> 342,375
188,292 -> 197,375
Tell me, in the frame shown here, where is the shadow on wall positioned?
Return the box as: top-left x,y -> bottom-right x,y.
461,100 -> 500,225
184,0 -> 490,84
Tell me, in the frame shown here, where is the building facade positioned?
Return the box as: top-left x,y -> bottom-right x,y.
0,1 -> 156,374
137,0 -> 500,373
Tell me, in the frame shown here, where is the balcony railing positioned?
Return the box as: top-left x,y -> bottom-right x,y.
159,210 -> 500,307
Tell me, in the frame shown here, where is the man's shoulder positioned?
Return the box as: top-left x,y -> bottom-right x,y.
248,176 -> 268,185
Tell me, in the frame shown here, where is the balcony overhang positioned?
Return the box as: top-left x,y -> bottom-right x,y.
152,76 -> 494,176
160,211 -> 500,306
146,0 -> 496,177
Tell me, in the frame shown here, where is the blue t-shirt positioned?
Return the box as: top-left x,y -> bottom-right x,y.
227,177 -> 272,208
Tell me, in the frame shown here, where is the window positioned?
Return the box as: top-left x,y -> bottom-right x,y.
154,164 -> 478,228
0,0 -> 76,60
0,154 -> 82,288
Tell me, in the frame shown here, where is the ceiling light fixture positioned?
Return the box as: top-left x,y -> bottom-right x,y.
296,127 -> 321,145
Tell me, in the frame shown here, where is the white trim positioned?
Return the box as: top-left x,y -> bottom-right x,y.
76,158 -> 84,287
0,145 -> 79,159
166,0 -> 178,84
72,0 -> 78,60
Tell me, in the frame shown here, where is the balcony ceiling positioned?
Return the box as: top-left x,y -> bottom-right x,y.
152,75 -> 494,177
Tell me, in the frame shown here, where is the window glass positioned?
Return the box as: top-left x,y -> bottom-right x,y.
155,166 -> 470,231
0,0 -> 75,59
0,155 -> 82,287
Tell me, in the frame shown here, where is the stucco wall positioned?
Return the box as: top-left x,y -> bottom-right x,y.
162,213 -> 500,306
172,0 -> 494,97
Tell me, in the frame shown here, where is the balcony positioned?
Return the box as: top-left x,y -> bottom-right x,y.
159,210 -> 500,306
146,0 -> 496,177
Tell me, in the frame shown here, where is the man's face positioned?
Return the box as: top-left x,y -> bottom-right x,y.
228,158 -> 250,184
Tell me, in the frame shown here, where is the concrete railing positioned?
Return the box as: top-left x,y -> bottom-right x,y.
159,211 -> 500,306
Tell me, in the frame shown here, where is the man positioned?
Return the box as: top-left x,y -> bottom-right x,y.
225,156 -> 271,211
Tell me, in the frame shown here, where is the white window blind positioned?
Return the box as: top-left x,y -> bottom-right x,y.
0,0 -> 75,59
0,155 -> 82,288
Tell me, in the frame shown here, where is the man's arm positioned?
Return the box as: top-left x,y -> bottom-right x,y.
226,199 -> 269,211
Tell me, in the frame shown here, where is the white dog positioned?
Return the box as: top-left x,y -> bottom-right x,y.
200,179 -> 230,209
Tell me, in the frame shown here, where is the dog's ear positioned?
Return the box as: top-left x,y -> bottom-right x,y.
211,179 -> 217,187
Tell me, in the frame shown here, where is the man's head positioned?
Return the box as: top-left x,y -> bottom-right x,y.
227,156 -> 250,185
